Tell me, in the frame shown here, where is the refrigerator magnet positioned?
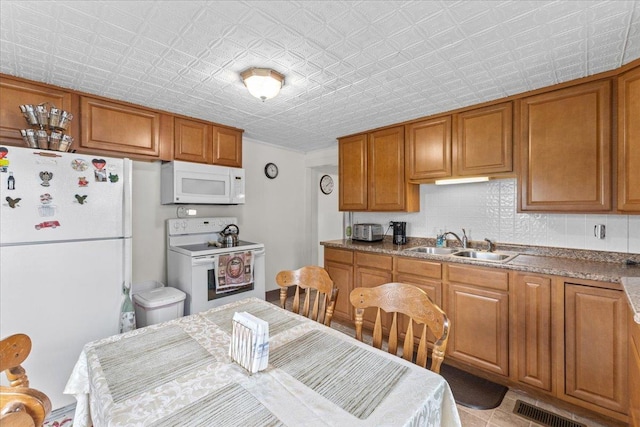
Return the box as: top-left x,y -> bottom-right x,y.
0,146 -> 9,172
75,194 -> 88,205
94,169 -> 107,182
39,171 -> 53,186
109,173 -> 119,183
71,159 -> 88,171
38,205 -> 56,217
78,176 -> 89,187
92,159 -> 107,182
5,196 -> 21,208
34,220 -> 60,230
92,159 -> 106,170
40,193 -> 53,204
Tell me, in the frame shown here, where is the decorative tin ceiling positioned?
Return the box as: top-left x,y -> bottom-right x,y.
1,1 -> 639,153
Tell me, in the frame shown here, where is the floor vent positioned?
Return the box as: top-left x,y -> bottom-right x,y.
513,400 -> 586,427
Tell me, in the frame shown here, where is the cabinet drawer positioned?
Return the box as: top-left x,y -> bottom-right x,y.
447,264 -> 508,291
356,252 -> 393,270
324,248 -> 353,264
395,257 -> 442,279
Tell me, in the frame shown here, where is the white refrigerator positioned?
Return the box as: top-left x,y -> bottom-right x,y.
0,145 -> 132,410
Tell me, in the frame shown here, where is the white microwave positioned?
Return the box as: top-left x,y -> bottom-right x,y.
161,161 -> 245,205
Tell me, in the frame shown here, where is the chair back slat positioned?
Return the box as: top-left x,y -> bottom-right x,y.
276,266 -> 338,326
349,282 -> 450,374
402,318 -> 414,363
388,312 -> 398,355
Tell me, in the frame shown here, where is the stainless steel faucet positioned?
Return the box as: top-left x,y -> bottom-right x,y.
484,238 -> 495,252
444,228 -> 468,248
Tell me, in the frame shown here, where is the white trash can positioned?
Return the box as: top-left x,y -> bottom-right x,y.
132,281 -> 186,327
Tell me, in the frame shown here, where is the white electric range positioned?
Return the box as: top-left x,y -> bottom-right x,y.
166,217 -> 265,315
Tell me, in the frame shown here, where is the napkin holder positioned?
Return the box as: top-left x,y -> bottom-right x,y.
229,312 -> 269,374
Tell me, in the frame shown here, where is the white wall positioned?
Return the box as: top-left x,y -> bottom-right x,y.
130,137 -> 309,292
131,141 -> 638,301
316,172 -> 341,264
305,147 -> 342,265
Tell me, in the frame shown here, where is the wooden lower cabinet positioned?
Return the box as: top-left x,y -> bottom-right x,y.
323,248 -> 354,323
630,308 -> 640,427
322,247 -> 632,423
394,256 -> 443,344
445,264 -> 510,376
354,252 -> 393,331
564,283 -> 628,415
514,274 -> 553,392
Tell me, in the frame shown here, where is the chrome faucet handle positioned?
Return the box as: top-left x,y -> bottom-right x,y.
484,238 -> 495,252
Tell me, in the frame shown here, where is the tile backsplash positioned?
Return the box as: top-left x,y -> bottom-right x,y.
354,178 -> 640,254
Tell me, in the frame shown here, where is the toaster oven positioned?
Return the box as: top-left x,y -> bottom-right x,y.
352,223 -> 384,242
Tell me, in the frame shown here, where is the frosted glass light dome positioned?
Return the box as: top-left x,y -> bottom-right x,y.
240,68 -> 285,101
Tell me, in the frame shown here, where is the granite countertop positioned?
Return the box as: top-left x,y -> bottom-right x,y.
321,237 -> 640,324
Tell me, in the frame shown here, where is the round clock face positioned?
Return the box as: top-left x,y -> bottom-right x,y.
264,162 -> 278,179
320,174 -> 334,194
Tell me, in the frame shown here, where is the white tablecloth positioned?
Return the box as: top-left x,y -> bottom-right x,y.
65,298 -> 461,427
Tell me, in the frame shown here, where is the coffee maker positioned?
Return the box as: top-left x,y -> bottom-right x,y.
391,221 -> 407,245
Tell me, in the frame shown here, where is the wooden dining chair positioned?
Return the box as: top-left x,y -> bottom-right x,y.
275,265 -> 339,327
0,334 -> 52,427
349,282 -> 450,374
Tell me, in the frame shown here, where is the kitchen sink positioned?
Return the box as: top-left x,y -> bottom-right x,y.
451,250 -> 517,262
407,246 -> 459,255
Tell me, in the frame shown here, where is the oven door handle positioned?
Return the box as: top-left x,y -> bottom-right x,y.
192,256 -> 217,266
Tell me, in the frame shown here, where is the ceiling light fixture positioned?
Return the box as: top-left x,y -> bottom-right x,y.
434,177 -> 490,185
240,68 -> 284,101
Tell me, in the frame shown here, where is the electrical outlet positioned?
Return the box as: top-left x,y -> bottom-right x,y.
594,224 -> 605,239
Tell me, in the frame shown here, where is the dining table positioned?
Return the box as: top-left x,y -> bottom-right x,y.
65,297 -> 461,427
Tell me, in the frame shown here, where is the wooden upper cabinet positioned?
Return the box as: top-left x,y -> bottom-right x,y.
406,116 -> 452,180
80,96 -> 163,158
617,65 -> 640,212
212,126 -> 242,167
174,119 -> 243,167
406,103 -> 513,182
339,133 -> 368,211
339,127 -> 419,212
368,126 -> 418,211
174,117 -> 211,164
453,102 -> 513,176
519,80 -> 612,212
0,75 -> 78,146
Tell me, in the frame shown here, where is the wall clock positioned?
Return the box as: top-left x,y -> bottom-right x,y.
264,163 -> 278,179
320,174 -> 334,195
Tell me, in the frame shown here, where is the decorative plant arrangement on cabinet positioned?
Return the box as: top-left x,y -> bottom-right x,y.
19,103 -> 74,152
